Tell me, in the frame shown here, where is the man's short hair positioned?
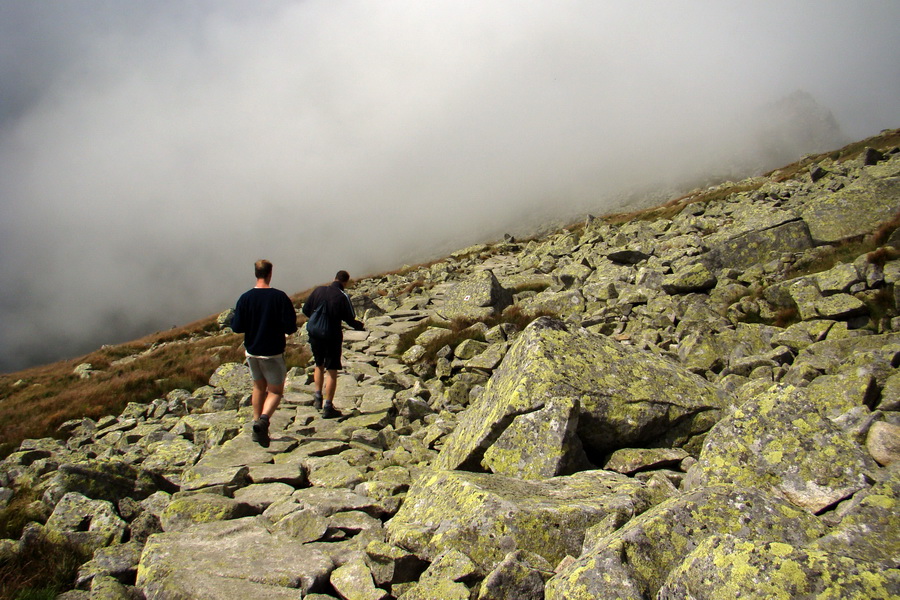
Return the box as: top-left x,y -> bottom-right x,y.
255,259 -> 273,279
335,270 -> 350,283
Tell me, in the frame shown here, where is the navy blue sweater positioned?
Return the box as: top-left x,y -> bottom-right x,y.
231,288 -> 298,356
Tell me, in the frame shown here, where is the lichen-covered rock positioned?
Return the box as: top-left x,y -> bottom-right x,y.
685,384 -> 876,513
216,308 -> 234,330
657,534 -> 900,600
706,219 -> 812,271
365,540 -> 428,588
141,437 -> 202,473
232,482 -> 295,512
288,487 -> 389,518
269,507 -> 329,543
481,396 -> 584,479
385,468 -> 651,574
547,484 -> 826,600
544,549 -> 644,600
330,557 -> 388,600
808,472 -> 900,567
437,269 -> 512,321
159,492 -> 254,532
136,517 -> 333,597
88,574 -> 135,599
805,371 -> 878,418
519,288 -> 587,317
402,344 -> 426,364
42,460 -> 175,506
306,456 -> 367,489
477,550 -> 553,600
436,318 -> 728,477
139,570 -> 314,599
208,362 -> 253,397
603,448 -> 689,475
661,263 -> 717,294
788,333 -> 900,383
45,492 -> 127,554
867,421 -> 900,466
179,464 -> 250,493
815,293 -> 868,319
802,175 -> 900,243
75,540 -> 143,587
396,549 -> 477,600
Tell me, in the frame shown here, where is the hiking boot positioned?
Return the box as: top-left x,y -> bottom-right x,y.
321,404 -> 339,419
313,391 -> 323,410
252,419 -> 270,447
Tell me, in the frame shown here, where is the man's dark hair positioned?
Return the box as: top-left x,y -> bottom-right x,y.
255,259 -> 273,280
335,270 -> 350,283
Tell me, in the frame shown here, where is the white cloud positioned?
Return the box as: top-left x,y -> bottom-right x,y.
1,1 -> 898,371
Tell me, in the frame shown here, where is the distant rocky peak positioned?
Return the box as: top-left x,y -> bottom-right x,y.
752,89 -> 848,167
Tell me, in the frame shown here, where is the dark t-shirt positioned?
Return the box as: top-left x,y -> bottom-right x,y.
231,287 -> 298,356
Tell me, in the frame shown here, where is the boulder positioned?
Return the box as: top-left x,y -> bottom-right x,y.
436,318 -> 728,478
685,385 -> 877,513
658,534 -> 899,600
208,362 -> 253,397
136,517 -> 333,597
42,460 -> 176,506
394,549 -> 479,599
802,176 -> 900,243
330,558 -> 388,600
867,421 -> 900,466
477,550 -> 553,600
705,219 -> 812,271
808,472 -> 900,567
437,270 -> 512,321
661,263 -> 717,294
45,492 -> 128,554
159,492 -> 254,532
546,484 -> 826,600
386,468 -> 651,574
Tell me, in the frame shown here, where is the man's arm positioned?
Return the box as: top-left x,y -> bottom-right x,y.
231,296 -> 245,333
283,295 -> 299,335
301,289 -> 316,318
340,292 -> 365,331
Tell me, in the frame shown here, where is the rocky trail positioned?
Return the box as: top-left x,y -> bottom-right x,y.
2,135 -> 900,599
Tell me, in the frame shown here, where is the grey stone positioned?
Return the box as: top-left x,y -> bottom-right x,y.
685,384 -> 877,513
386,468 -> 651,573
802,176 -> 900,243
137,518 -> 333,597
659,533 -> 899,600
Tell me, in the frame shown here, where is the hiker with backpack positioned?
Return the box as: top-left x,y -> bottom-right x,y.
302,270 -> 365,418
231,259 -> 298,446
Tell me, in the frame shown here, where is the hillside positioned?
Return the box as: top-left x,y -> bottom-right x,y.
1,128 -> 899,598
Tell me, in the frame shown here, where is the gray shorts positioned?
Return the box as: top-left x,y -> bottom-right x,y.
246,354 -> 287,386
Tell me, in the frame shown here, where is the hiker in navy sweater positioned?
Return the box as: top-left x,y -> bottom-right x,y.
231,259 -> 298,446
302,270 -> 365,418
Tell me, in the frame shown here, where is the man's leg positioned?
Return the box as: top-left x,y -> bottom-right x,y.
324,369 -> 338,402
313,365 -> 325,408
314,365 -> 324,393
261,383 -> 285,417
251,378 -> 271,446
251,379 -> 267,421
322,369 -> 339,418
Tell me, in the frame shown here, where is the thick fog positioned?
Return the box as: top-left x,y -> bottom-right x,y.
1,1 -> 899,373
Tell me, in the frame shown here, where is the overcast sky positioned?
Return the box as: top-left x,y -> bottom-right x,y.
1,1 -> 898,372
